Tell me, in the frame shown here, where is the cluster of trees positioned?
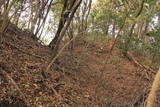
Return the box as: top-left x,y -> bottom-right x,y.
90,0 -> 160,68
0,0 -> 92,56
0,0 -> 160,68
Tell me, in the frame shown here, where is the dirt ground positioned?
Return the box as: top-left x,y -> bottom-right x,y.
0,24 -> 158,107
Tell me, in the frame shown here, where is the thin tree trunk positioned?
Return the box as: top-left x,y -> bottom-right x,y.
0,0 -> 16,33
158,13 -> 160,26
110,0 -> 142,52
143,20 -> 149,42
112,21 -> 116,37
123,0 -> 145,55
35,0 -> 53,36
84,0 -> 92,31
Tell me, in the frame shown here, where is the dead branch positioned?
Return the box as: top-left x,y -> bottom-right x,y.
126,52 -> 156,74
0,68 -> 27,102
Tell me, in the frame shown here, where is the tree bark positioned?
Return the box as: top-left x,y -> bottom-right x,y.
0,0 -> 16,34
49,0 -> 82,57
110,0 -> 144,52
112,21 -> 116,37
146,67 -> 160,107
49,0 -> 70,49
49,0 -> 80,49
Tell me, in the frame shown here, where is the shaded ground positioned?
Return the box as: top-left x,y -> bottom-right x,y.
0,24 -> 157,106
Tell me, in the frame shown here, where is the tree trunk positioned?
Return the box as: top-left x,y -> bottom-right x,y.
0,0 -> 16,34
49,0 -> 70,49
35,0 -> 53,36
49,0 -> 82,57
49,0 -> 78,49
112,21 -> 116,37
143,20 -> 149,42
158,13 -> 160,26
123,0 -> 145,55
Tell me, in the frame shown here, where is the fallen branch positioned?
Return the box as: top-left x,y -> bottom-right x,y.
0,68 -> 26,102
126,52 -> 156,73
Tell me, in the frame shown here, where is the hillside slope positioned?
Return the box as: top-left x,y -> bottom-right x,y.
0,24 -> 157,107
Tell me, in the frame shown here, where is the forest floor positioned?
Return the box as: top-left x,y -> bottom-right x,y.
0,24 -> 158,107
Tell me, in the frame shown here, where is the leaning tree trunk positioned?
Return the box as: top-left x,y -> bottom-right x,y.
49,0 -> 81,49
49,0 -> 70,49
49,0 -> 82,57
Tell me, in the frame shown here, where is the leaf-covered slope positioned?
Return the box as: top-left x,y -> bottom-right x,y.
0,24 -> 157,107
